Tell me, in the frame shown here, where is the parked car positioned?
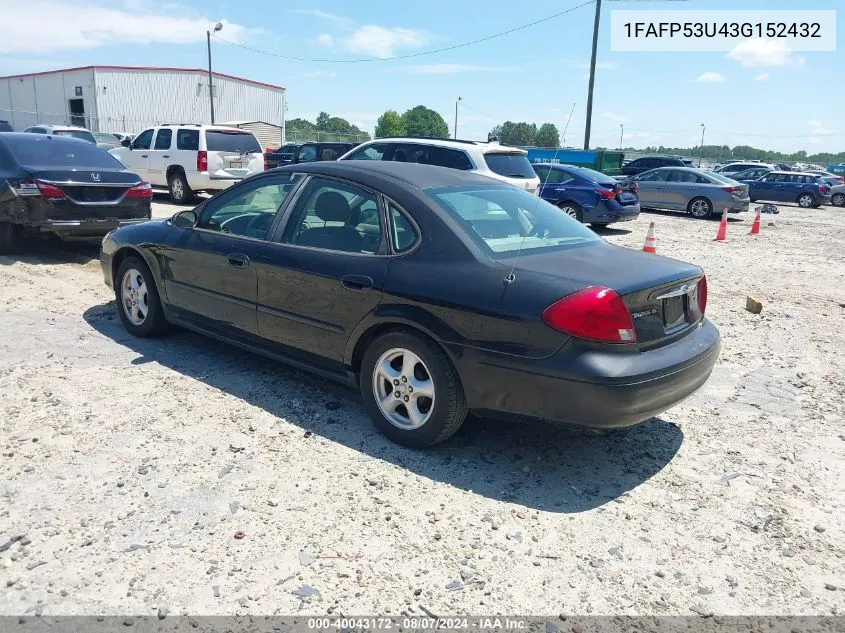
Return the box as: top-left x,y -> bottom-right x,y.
715,162 -> 775,176
804,171 -> 845,205
110,124 -> 264,203
23,124 -> 97,144
339,137 -> 541,194
739,171 -> 832,208
0,133 -> 151,251
620,155 -> 686,176
533,163 -> 640,226
93,132 -> 122,151
731,166 -> 772,181
633,167 -> 750,219
112,133 -> 135,144
264,143 -> 302,169
0,120 -> 13,132
100,161 -> 720,447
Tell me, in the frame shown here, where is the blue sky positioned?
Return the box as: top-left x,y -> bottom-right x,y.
0,0 -> 841,153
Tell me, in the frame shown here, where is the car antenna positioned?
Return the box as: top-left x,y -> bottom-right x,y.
503,107 -> 574,288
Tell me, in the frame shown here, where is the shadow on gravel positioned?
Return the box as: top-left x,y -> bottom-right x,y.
0,236 -> 100,266
83,302 -> 684,513
640,208 -> 746,222
591,225 -> 632,236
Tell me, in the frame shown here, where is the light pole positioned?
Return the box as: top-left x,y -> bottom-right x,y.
698,123 -> 705,167
207,22 -> 223,124
583,0 -> 602,150
619,123 -> 624,150
454,97 -> 462,139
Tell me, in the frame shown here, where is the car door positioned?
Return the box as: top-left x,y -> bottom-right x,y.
147,128 -> 172,187
543,168 -> 578,204
633,169 -> 667,208
754,173 -> 782,201
160,172 -> 303,339
661,169 -> 701,210
254,176 -> 389,365
115,128 -> 153,180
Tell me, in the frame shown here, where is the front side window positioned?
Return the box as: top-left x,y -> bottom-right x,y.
297,145 -> 318,162
281,178 -> 383,254
177,129 -> 199,150
427,185 -> 599,256
153,129 -> 172,150
343,143 -> 391,161
483,152 -> 536,179
133,129 -> 154,150
197,174 -> 301,239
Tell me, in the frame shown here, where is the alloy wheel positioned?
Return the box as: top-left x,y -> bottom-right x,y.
798,194 -> 814,208
831,193 -> 844,207
372,347 -> 435,430
171,178 -> 184,200
690,199 -> 711,218
121,268 -> 149,326
561,206 -> 578,219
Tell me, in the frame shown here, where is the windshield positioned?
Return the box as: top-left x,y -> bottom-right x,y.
4,136 -> 124,168
205,130 -> 262,153
54,130 -> 96,143
93,133 -> 117,143
427,185 -> 600,256
483,153 -> 536,179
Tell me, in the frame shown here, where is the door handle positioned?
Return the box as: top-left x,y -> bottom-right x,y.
162,155 -> 170,158
341,275 -> 373,291
226,253 -> 249,268
141,154 -> 148,158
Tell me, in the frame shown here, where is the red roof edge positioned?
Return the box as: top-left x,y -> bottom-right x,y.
0,65 -> 285,91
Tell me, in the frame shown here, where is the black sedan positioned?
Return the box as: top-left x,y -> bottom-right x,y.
0,133 -> 151,252
100,161 -> 720,447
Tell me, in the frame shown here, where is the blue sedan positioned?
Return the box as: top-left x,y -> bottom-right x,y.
533,164 -> 640,226
738,171 -> 832,208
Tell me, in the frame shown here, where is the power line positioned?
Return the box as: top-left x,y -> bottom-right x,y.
213,0 -> 595,63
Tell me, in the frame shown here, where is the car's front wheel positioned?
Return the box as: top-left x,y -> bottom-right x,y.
360,330 -> 467,448
115,256 -> 168,337
832,192 -> 845,207
688,197 -> 714,219
797,193 -> 815,208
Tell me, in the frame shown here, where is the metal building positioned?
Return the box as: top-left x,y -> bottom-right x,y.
0,65 -> 285,140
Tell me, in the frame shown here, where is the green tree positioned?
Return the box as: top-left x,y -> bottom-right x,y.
535,123 -> 560,148
375,110 -> 406,138
496,121 -> 537,146
315,112 -> 330,130
402,106 -> 449,138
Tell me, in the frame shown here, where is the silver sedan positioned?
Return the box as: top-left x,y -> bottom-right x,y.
630,167 -> 751,219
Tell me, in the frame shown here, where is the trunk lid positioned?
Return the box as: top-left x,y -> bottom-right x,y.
23,168 -> 141,204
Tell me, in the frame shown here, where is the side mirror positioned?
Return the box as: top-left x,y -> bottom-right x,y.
122,138 -> 131,148
171,210 -> 197,228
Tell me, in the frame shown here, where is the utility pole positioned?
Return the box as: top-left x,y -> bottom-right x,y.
207,22 -> 223,124
454,97 -> 462,139
698,123 -> 706,167
619,123 -> 624,150
583,0 -> 602,150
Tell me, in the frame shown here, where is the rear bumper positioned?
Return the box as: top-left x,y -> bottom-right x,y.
41,218 -> 149,238
452,319 -> 721,428
716,198 -> 750,214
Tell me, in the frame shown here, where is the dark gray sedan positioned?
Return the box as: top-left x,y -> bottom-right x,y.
633,167 -> 750,219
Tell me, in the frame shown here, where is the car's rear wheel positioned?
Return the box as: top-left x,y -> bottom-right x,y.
360,330 -> 467,448
688,197 -> 713,219
797,193 -> 815,208
115,256 -> 168,337
832,192 -> 845,207
168,170 -> 194,204
558,202 -> 583,222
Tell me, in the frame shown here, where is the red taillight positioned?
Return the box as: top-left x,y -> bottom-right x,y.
197,150 -> 208,172
542,286 -> 636,344
697,275 -> 708,315
820,185 -> 830,194
125,182 -> 153,199
35,180 -> 67,199
722,186 -> 742,194
597,188 -> 616,200
837,177 -> 845,184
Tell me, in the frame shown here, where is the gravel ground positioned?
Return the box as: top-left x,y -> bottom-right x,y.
1,197 -> 844,617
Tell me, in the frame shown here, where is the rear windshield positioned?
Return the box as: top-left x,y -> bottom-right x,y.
54,130 -> 96,144
3,136 -> 123,168
427,185 -> 599,256
483,153 -> 536,179
567,166 -> 613,183
205,130 -> 262,153
93,133 -> 117,143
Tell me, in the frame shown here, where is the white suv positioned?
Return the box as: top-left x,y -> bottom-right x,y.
339,137 -> 541,194
110,124 -> 264,203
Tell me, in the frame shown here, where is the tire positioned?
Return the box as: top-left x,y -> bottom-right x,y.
359,329 -> 467,448
687,197 -> 713,219
832,192 -> 845,207
114,256 -> 168,337
558,202 -> 583,223
797,193 -> 815,209
0,222 -> 14,254
167,170 -> 194,204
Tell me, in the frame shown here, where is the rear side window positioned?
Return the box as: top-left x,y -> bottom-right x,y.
433,148 -> 472,170
319,146 -> 346,161
154,129 -> 172,150
389,205 -> 417,252
177,129 -> 199,150
3,136 -> 123,168
205,130 -> 261,153
483,153 -> 535,179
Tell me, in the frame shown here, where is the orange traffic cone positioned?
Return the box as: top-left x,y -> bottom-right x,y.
642,222 -> 657,254
714,209 -> 728,242
749,206 -> 761,235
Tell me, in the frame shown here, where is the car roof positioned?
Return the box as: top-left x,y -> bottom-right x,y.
33,125 -> 90,131
0,131 -> 94,145
358,137 -> 528,155
281,159 -> 507,190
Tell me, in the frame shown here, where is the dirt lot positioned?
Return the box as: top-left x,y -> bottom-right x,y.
1,197 -> 844,617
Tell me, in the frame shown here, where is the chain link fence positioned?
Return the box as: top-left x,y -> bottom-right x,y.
285,129 -> 370,144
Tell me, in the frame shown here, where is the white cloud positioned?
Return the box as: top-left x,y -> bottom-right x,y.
407,64 -> 509,74
808,120 -> 838,135
316,33 -> 334,48
695,72 -> 726,83
291,9 -> 352,25
726,39 -> 805,67
601,111 -> 628,123
754,72 -> 770,82
0,1 -> 253,54
343,25 -> 428,59
303,70 -> 337,78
